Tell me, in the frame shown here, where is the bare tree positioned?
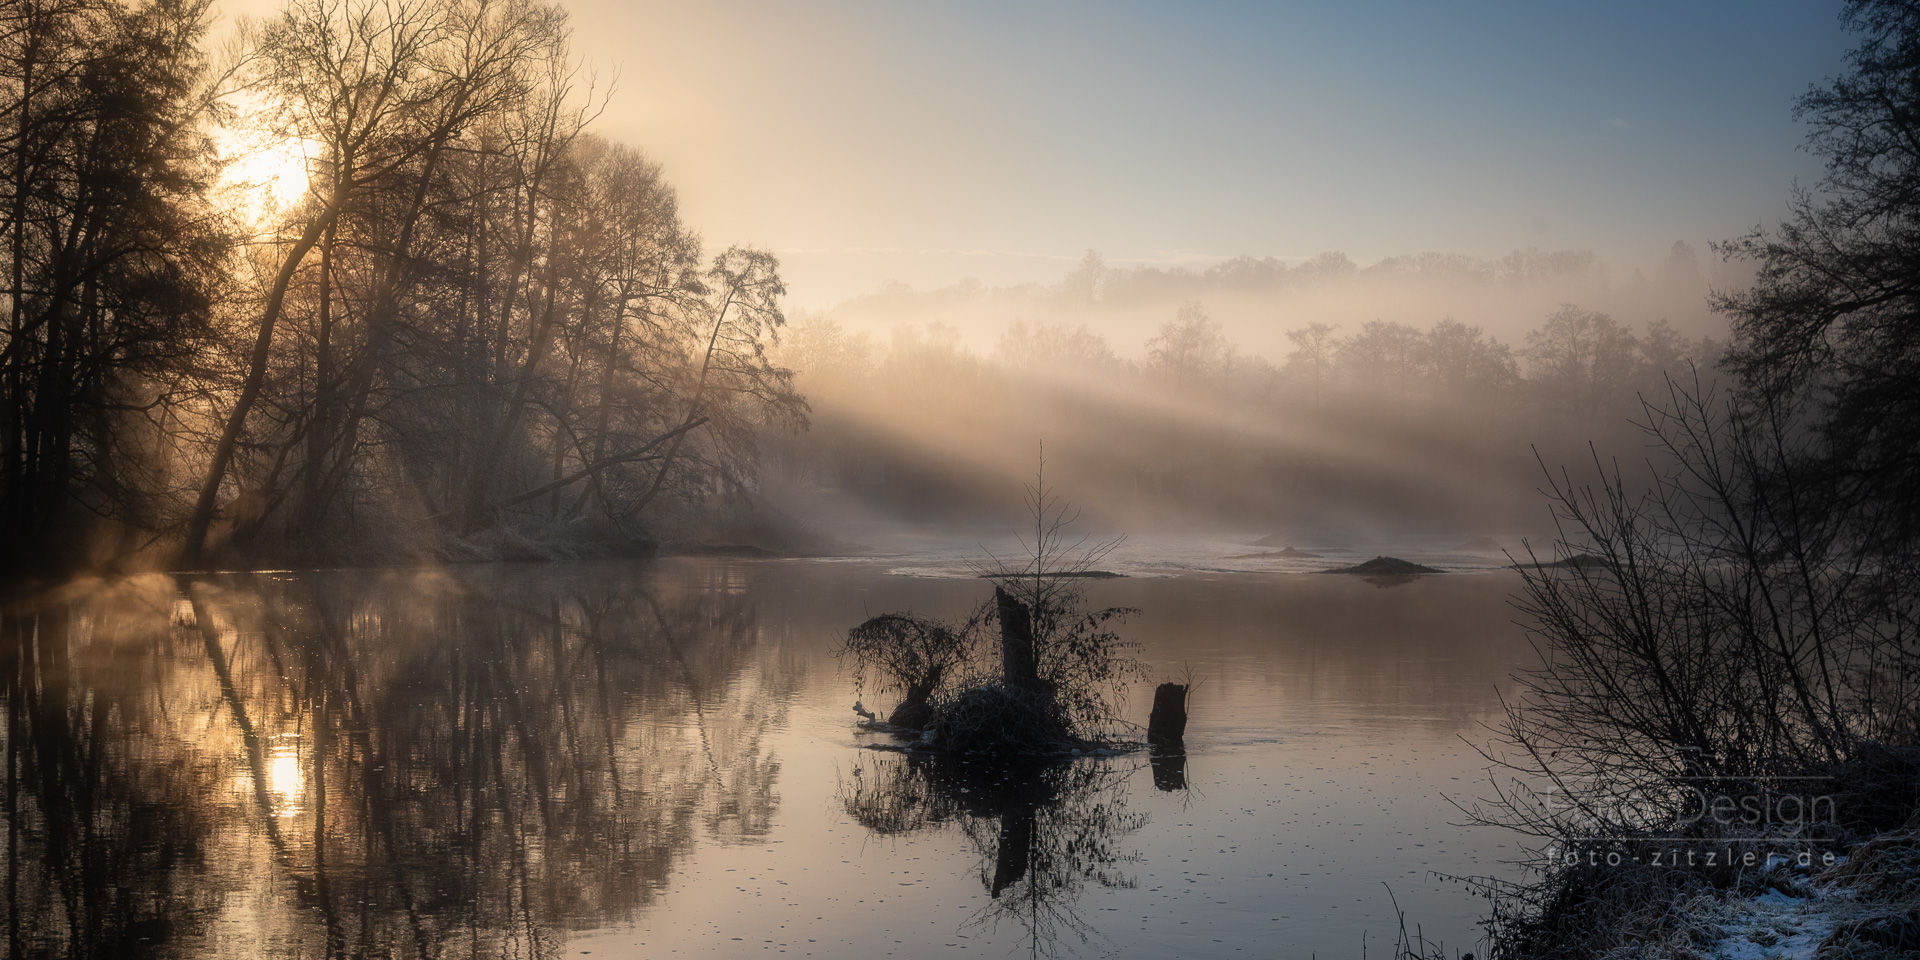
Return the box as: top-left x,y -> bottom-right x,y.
1481,374 -> 1920,852
182,0 -> 459,563
1284,321 -> 1337,410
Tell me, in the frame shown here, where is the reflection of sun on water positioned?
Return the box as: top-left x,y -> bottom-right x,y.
267,739 -> 303,816
232,735 -> 305,818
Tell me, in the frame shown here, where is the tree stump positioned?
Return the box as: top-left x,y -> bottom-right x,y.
995,586 -> 1041,692
887,669 -> 944,730
1147,682 -> 1188,749
887,698 -> 934,730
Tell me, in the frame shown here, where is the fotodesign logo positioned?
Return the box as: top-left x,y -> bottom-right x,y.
1543,776 -> 1843,870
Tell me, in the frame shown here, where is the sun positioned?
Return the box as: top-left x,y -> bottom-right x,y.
213,117 -> 318,231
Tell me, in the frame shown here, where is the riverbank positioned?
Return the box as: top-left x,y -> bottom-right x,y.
1475,749 -> 1920,960
1554,833 -> 1920,960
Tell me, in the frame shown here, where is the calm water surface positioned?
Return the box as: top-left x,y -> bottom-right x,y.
0,555 -> 1541,958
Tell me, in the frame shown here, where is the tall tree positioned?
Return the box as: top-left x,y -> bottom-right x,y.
1424,317 -> 1517,409
1716,0 -> 1920,552
1524,304 -> 1640,431
1338,320 -> 1422,419
182,0 -> 577,561
0,0 -> 223,574
1144,301 -> 1230,391
181,0 -> 462,563
1283,322 -> 1337,410
287,0 -> 568,542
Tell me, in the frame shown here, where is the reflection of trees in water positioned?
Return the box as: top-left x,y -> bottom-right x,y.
2,576 -> 219,959
841,751 -> 1146,957
0,565 -> 784,958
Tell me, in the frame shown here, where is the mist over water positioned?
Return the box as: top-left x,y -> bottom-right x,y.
754,245 -> 1728,552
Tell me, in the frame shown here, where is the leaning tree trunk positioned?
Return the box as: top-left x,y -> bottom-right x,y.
181,181 -> 347,566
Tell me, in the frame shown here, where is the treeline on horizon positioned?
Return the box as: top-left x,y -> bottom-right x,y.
826,240 -> 1729,359
764,293 -> 1724,535
0,0 -> 804,576
845,242 -> 1722,312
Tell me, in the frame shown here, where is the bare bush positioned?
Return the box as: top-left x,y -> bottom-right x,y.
1483,373 -> 1920,843
969,458 -> 1144,744
841,611 -> 986,726
929,683 -> 1076,756
1471,374 -> 1920,957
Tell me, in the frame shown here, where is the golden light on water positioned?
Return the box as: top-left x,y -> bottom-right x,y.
266,739 -> 303,817
232,735 -> 305,819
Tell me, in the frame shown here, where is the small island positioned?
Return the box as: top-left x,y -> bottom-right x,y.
1317,556 -> 1443,576
843,474 -> 1182,757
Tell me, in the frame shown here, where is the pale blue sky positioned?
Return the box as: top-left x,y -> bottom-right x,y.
221,0 -> 1857,307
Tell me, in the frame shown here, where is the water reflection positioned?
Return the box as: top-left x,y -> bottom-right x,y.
0,562 -> 1541,958
841,750 -> 1146,956
0,566 -> 781,959
1148,749 -> 1188,792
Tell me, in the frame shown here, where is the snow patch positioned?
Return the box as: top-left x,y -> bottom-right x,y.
1704,887 -> 1838,960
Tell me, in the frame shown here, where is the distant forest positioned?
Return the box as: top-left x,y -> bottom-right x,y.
767,283 -> 1724,537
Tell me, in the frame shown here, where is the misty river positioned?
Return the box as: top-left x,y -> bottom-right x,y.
2,541 -> 1543,958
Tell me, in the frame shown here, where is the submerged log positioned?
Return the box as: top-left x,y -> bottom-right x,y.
1147,682 -> 1188,748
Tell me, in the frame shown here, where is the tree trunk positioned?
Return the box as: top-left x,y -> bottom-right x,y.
1147,682 -> 1188,748
311,129 -> 461,532
622,287 -> 738,523
3,21 -> 35,550
458,248 -> 566,532
294,217 -> 337,539
995,586 -> 1040,692
181,181 -> 346,566
570,280 -> 627,517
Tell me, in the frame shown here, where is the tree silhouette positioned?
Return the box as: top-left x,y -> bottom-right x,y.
1716,0 -> 1920,555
